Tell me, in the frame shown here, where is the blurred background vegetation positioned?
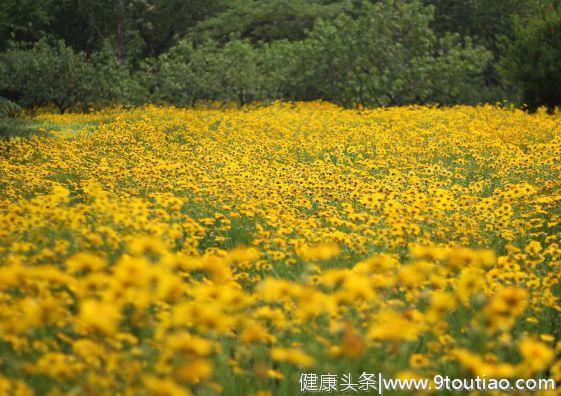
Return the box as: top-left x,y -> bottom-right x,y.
0,0 -> 560,116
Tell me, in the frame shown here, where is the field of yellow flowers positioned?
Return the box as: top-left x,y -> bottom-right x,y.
1,102 -> 561,395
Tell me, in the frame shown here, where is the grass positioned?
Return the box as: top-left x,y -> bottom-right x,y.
0,115 -> 110,140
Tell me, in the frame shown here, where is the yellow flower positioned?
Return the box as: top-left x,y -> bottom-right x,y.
258,278 -> 298,301
144,376 -> 192,396
66,252 -> 106,274
271,348 -> 315,368
297,243 -> 341,261
2,103 -> 561,395
551,359 -> 561,381
485,286 -> 528,330
72,339 -> 105,367
176,359 -> 213,384
267,369 -> 284,380
129,236 -> 166,256
167,333 -> 214,357
526,240 -> 542,255
369,310 -> 424,341
228,247 -> 261,262
540,334 -> 555,343
79,299 -> 121,335
239,320 -> 274,344
409,353 -> 430,369
410,245 -> 443,261
427,291 -> 457,322
457,267 -> 485,304
446,247 -> 478,268
518,338 -> 555,374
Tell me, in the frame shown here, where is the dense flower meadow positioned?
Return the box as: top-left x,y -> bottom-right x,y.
1,103 -> 561,395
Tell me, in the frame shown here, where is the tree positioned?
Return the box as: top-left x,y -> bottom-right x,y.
145,40 -> 213,106
423,0 -> 532,53
193,0 -> 350,43
0,39 -> 139,113
87,41 -> 147,107
150,39 -> 266,107
499,4 -> 561,112
423,0 -> 541,99
0,39 -> 93,113
210,39 -> 266,106
0,0 -> 55,51
297,0 -> 491,107
0,0 -> 226,63
258,40 -> 309,100
130,0 -> 225,57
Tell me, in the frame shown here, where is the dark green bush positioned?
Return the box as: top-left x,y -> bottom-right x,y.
0,96 -> 20,117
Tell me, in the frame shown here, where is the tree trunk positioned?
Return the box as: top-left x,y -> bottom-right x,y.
56,103 -> 67,114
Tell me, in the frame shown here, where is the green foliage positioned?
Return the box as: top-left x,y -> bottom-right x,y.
88,42 -> 147,107
144,40 -> 217,106
0,96 -> 20,117
193,0 -> 350,43
209,39 -> 266,105
423,0 -> 541,101
0,0 -> 225,59
135,1 -> 491,109
424,0 -> 532,53
0,39 -> 93,113
150,39 -> 272,107
431,34 -> 494,103
258,40 -> 309,100
127,0 -> 225,57
499,4 -> 561,112
0,39 -> 142,113
142,41 -> 197,106
295,0 -> 491,106
0,0 -> 55,51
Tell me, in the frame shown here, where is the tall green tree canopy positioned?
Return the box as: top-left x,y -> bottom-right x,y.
193,0 -> 351,43
0,0 -> 226,60
295,0 -> 490,106
499,3 -> 561,112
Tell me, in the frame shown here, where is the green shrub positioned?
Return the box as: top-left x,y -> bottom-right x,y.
0,96 -> 20,117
